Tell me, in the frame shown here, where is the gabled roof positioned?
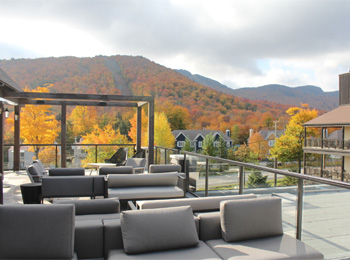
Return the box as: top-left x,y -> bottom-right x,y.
304,105 -> 350,126
258,130 -> 284,140
172,130 -> 233,141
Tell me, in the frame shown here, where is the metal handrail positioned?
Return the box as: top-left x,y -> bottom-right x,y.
155,147 -> 350,242
182,151 -> 350,189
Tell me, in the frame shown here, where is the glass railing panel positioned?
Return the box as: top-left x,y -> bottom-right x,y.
302,183 -> 350,259
186,155 -> 206,196
205,158 -> 240,196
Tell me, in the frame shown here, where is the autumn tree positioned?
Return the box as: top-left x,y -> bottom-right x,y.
81,124 -> 129,165
162,104 -> 192,130
231,125 -> 240,145
129,110 -> 175,148
249,132 -> 269,160
234,143 -> 254,163
270,104 -> 318,172
20,85 -> 60,163
68,106 -> 97,138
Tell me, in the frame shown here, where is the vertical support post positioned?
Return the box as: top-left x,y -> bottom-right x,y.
155,147 -> 158,164
136,106 -> 142,152
164,149 -> 167,164
61,105 -> 67,168
239,166 -> 244,194
0,103 -> 4,175
14,105 -> 20,171
0,173 -> 2,204
0,103 -> 3,204
205,158 -> 209,197
148,100 -> 155,166
296,178 -> 304,240
95,145 -> 98,163
183,153 -> 189,193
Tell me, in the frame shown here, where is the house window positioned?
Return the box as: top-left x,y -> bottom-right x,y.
177,141 -> 185,147
198,141 -> 202,148
268,140 -> 275,146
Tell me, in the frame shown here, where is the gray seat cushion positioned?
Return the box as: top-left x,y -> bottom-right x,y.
108,241 -> 221,260
221,197 -> 283,242
108,186 -> 183,200
0,204 -> 75,259
206,235 -> 324,260
120,206 -> 199,254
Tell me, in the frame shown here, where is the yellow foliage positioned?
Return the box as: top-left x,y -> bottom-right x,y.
21,85 -> 60,161
68,106 -> 97,137
81,124 -> 129,165
128,110 -> 175,148
249,132 -> 269,159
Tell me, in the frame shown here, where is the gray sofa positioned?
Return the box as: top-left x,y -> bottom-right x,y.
107,173 -> 185,202
0,196 -> 324,260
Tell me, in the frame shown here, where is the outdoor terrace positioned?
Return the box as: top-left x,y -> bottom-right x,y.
1,146 -> 350,259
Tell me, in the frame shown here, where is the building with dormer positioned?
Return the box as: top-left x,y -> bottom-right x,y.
172,130 -> 233,152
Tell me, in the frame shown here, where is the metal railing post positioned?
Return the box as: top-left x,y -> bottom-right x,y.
165,149 -> 167,164
155,147 -> 158,164
95,145 -> 98,163
239,166 -> 244,195
205,158 -> 209,197
296,178 -> 304,240
55,145 -> 58,168
183,153 -> 189,192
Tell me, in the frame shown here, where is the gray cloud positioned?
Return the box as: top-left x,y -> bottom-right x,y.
1,0 -> 349,90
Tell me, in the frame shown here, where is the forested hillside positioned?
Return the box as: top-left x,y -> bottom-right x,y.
0,55 -> 291,132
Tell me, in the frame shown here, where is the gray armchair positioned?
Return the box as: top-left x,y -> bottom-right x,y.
0,204 -> 76,259
125,158 -> 146,173
25,164 -> 47,183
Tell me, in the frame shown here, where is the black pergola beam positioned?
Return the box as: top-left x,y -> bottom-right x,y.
19,100 -> 139,107
4,91 -> 154,102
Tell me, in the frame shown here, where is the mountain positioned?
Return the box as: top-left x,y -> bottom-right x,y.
0,55 -> 291,130
176,70 -> 339,111
232,85 -> 338,111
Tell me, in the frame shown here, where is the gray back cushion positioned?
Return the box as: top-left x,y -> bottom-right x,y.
221,197 -> 283,242
42,176 -> 94,197
149,164 -> 181,173
49,168 -> 85,176
100,166 -> 133,175
108,173 -> 178,188
120,206 -> 199,254
0,204 -> 75,259
53,198 -> 120,215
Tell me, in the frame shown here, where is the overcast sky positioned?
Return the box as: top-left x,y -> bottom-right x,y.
1,0 -> 349,91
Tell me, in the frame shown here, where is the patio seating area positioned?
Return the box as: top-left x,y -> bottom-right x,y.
1,175 -> 324,259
